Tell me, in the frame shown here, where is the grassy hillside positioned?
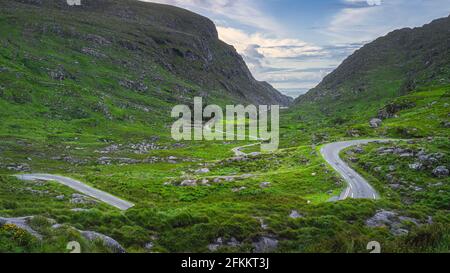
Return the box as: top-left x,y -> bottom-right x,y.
0,0 -> 291,148
295,14 -> 450,120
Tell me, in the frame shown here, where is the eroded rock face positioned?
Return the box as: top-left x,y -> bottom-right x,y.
378,101 -> 416,119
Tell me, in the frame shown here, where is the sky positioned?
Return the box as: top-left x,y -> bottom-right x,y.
141,0 -> 450,98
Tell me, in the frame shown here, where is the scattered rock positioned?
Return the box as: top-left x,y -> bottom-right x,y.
386,174 -> 395,183
96,144 -> 121,154
418,152 -> 440,167
442,121 -> 450,128
6,163 -> 31,172
195,168 -> 210,174
289,210 -> 303,219
208,237 -> 241,252
259,182 -> 271,188
252,236 -> 278,253
71,208 -> 89,212
369,118 -> 382,128
348,157 -> 358,163
81,47 -> 106,58
48,66 -> 73,81
432,166 -> 449,177
85,34 -> 111,45
409,163 -> 423,171
389,184 -> 401,190
377,147 -> 394,155
257,218 -> 269,230
96,157 -> 141,165
232,187 -> 247,193
119,79 -> 148,93
55,195 -> 65,201
180,180 -> 197,187
70,193 -> 97,205
144,242 -> 154,251
23,187 -> 49,195
81,231 -> 126,253
366,210 -> 421,236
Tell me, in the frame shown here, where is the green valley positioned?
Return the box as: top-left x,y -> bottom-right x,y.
0,0 -> 448,254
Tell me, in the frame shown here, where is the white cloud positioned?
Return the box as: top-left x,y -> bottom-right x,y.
344,0 -> 382,6
328,0 -> 450,44
141,0 -> 281,31
217,26 -> 338,96
217,27 -> 325,59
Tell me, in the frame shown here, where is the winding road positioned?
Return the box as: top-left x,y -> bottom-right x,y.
14,139 -> 393,210
320,139 -> 394,200
15,174 -> 134,211
233,138 -> 395,200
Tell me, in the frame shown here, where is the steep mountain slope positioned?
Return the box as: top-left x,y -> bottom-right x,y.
0,0 -> 291,121
295,15 -> 450,114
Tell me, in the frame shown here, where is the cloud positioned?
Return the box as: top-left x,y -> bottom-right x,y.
217,26 -> 336,95
343,0 -> 382,7
141,0 -> 281,31
327,0 -> 450,44
217,27 -> 326,59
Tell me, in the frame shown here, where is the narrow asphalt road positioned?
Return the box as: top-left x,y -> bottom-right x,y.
203,119 -> 262,157
320,139 -> 394,200
15,174 -> 134,211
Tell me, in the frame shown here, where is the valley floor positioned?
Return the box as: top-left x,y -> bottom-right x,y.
0,87 -> 449,253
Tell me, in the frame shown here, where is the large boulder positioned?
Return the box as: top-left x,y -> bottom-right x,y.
433,166 -> 449,177
369,118 -> 383,128
81,231 -> 126,253
0,216 -> 42,239
252,236 -> 279,253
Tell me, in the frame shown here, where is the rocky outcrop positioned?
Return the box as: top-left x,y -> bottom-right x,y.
366,210 -> 422,236
378,100 -> 416,119
0,216 -> 42,239
80,231 -> 126,253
